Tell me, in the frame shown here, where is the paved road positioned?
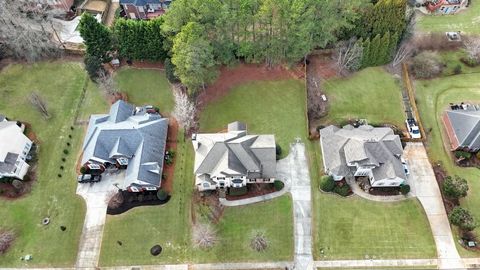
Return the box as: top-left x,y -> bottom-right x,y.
404,142 -> 465,270
75,172 -> 121,268
278,142 -> 314,270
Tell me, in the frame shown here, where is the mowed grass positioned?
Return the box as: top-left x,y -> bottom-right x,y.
322,67 -> 405,127
199,79 -> 308,155
114,67 -> 174,113
0,62 -> 100,267
414,73 -> 480,257
417,0 -> 480,34
190,195 -> 293,263
313,190 -> 437,260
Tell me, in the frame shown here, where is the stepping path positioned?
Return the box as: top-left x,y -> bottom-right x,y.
404,142 -> 465,270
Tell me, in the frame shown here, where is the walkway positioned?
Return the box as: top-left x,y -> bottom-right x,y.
75,173 -> 120,268
404,142 -> 465,270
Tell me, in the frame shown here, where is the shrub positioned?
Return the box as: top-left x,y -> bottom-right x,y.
319,175 -> 335,192
275,144 -> 282,160
63,149 -> 69,155
192,223 -> 217,249
273,180 -> 284,191
400,184 -> 410,195
107,192 -> 124,209
0,231 -> 15,254
449,207 -> 477,231
79,166 -> 86,174
11,180 -> 23,191
164,58 -> 180,83
157,189 -> 169,201
453,64 -> 462,75
455,151 -> 472,159
442,175 -> 469,199
334,184 -> 351,197
411,51 -> 443,78
250,230 -> 268,252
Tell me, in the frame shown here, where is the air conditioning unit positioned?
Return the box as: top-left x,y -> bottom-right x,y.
147,8 -> 155,13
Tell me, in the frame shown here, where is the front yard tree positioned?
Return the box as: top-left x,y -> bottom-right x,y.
442,175 -> 469,199
79,13 -> 112,62
449,207 -> 477,231
171,22 -> 217,94
172,88 -> 196,135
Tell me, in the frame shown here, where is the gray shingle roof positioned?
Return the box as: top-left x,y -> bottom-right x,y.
320,125 -> 405,181
82,100 -> 168,188
446,110 -> 480,150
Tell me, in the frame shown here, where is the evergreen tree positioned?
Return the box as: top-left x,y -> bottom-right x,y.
79,13 -> 112,62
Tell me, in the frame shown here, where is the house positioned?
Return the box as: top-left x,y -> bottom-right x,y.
77,0 -> 110,23
81,100 -> 168,191
34,0 -> 74,11
192,121 -> 276,192
0,116 -> 34,180
443,106 -> 480,152
320,125 -> 407,188
120,0 -> 172,20
416,0 -> 467,14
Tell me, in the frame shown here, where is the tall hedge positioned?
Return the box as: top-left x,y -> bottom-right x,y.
114,18 -> 167,61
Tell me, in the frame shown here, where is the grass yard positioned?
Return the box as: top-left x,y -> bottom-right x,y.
114,67 -> 174,114
417,0 -> 480,34
199,79 -> 308,156
438,50 -> 480,76
414,73 -> 480,257
190,195 -> 293,263
313,190 -> 437,260
0,62 -> 102,267
322,67 -> 405,128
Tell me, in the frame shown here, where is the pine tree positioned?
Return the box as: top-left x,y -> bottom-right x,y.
79,13 -> 112,62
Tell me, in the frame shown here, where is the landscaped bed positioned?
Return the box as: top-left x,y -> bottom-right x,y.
0,62 -> 103,266
321,67 -> 405,128
415,72 -> 480,257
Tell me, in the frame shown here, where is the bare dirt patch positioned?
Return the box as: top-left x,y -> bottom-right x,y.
197,63 -> 304,108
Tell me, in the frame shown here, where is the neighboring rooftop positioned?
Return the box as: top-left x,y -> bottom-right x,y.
82,100 -> 168,188
443,107 -> 480,151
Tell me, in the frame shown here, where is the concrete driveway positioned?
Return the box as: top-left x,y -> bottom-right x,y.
404,143 -> 464,270
277,141 -> 314,270
75,172 -> 123,268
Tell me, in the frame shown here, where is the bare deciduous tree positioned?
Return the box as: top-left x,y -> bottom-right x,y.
172,87 -> 196,133
391,43 -> 413,68
0,231 -> 15,254
464,37 -> 480,63
0,0 -> 62,62
250,230 -> 268,252
335,38 -> 363,76
97,70 -> 119,96
192,223 -> 217,249
28,91 -> 50,119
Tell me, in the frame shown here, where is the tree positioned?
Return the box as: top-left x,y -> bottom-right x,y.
319,175 -> 335,192
192,223 -> 217,249
97,70 -> 119,95
449,207 -> 477,231
79,13 -> 112,62
463,37 -> 480,64
411,51 -> 443,78
0,230 -> 15,254
335,38 -> 363,75
164,58 -> 180,83
400,184 -> 410,195
28,92 -> 50,119
442,175 -> 469,199
84,54 -> 103,80
171,22 -> 217,94
0,0 -> 61,62
250,230 -> 268,252
391,42 -> 412,68
172,88 -> 196,134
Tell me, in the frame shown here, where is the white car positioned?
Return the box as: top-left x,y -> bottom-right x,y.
406,118 -> 421,139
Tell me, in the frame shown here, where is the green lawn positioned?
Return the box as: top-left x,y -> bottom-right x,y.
199,79 -> 308,155
438,50 -> 480,76
190,195 -> 293,263
313,190 -> 437,260
418,0 -> 480,34
414,73 -> 480,257
322,67 -> 405,128
0,62 -> 103,267
114,67 -> 174,114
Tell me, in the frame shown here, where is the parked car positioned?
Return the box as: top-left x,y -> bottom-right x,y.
401,158 -> 410,176
406,118 -> 421,139
77,174 -> 101,183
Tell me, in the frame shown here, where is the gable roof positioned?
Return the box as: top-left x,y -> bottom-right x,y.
82,100 -> 168,188
445,109 -> 480,150
320,125 -> 405,181
193,122 -> 276,181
